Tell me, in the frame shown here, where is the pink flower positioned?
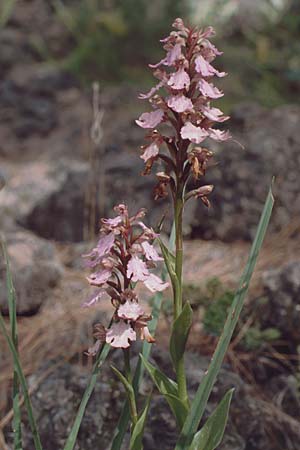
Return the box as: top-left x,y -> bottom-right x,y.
149,43 -> 182,68
139,325 -> 155,343
106,321 -> 136,348
136,109 -> 164,129
87,268 -> 112,286
118,301 -> 144,321
138,80 -> 165,100
82,232 -> 115,267
86,340 -> 101,356
101,216 -> 123,229
144,274 -> 169,292
180,122 -> 209,144
167,94 -> 193,113
200,105 -> 229,123
141,241 -> 163,261
201,40 -> 223,62
167,67 -> 190,90
195,55 -> 226,78
208,128 -> 231,141
127,256 -> 149,282
140,142 -> 160,162
82,289 -> 105,307
198,79 -> 224,99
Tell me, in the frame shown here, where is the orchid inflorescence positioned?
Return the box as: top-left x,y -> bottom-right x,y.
136,17 -> 231,207
83,204 -> 168,351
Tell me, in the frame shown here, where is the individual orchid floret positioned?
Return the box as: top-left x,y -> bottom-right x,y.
167,67 -> 190,90
198,79 -> 224,99
140,142 -> 160,162
136,109 -> 164,129
106,321 -> 137,349
195,55 -> 226,78
167,94 -> 193,113
180,122 -> 209,144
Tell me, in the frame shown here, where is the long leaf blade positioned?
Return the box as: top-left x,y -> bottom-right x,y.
0,258 -> 43,450
63,343 -> 110,450
175,185 -> 274,449
189,389 -> 234,450
129,396 -> 151,450
1,240 -> 22,449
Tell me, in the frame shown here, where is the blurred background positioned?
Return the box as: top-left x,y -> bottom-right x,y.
0,1 -> 300,449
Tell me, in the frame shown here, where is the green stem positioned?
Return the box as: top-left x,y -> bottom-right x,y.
123,349 -> 138,427
174,190 -> 189,407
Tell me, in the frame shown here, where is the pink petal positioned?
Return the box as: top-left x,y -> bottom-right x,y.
195,55 -> 226,78
144,274 -> 169,292
101,216 -> 123,228
86,340 -> 101,356
82,232 -> 115,267
140,142 -> 159,162
198,79 -> 224,99
136,109 -> 164,129
118,301 -> 144,321
127,256 -> 149,282
138,80 -> 165,100
200,105 -> 229,123
87,268 -> 112,286
180,122 -> 209,144
200,26 -> 216,39
139,326 -> 155,343
167,94 -> 193,113
149,43 -> 182,68
201,40 -> 223,62
167,68 -> 190,90
106,321 -> 136,348
82,289 -> 106,307
138,222 -> 159,240
141,241 -> 162,261
208,128 -> 231,141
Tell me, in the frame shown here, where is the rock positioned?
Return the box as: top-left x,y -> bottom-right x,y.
0,231 -> 63,315
191,104 -> 300,241
0,159 -> 90,242
262,260 -> 300,343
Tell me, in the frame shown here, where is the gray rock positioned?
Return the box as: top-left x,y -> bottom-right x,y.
0,231 -> 63,315
262,260 -> 300,343
0,159 -> 89,242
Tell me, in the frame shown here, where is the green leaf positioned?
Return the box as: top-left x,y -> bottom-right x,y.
189,389 -> 234,450
110,225 -> 176,450
170,302 -> 193,370
164,393 -> 189,429
111,365 -> 135,397
0,240 -> 42,450
1,240 -> 23,449
159,238 -> 179,294
140,355 -> 187,427
140,354 -> 178,396
63,342 -> 110,450
175,185 -> 274,450
129,396 -> 151,450
1,240 -> 23,448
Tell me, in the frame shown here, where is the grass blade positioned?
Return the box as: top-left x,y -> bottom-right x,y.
110,225 -> 176,450
63,342 -> 110,450
1,240 -> 22,449
175,185 -> 274,449
0,242 -> 43,450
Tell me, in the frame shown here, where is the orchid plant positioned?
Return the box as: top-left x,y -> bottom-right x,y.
0,18 -> 274,450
